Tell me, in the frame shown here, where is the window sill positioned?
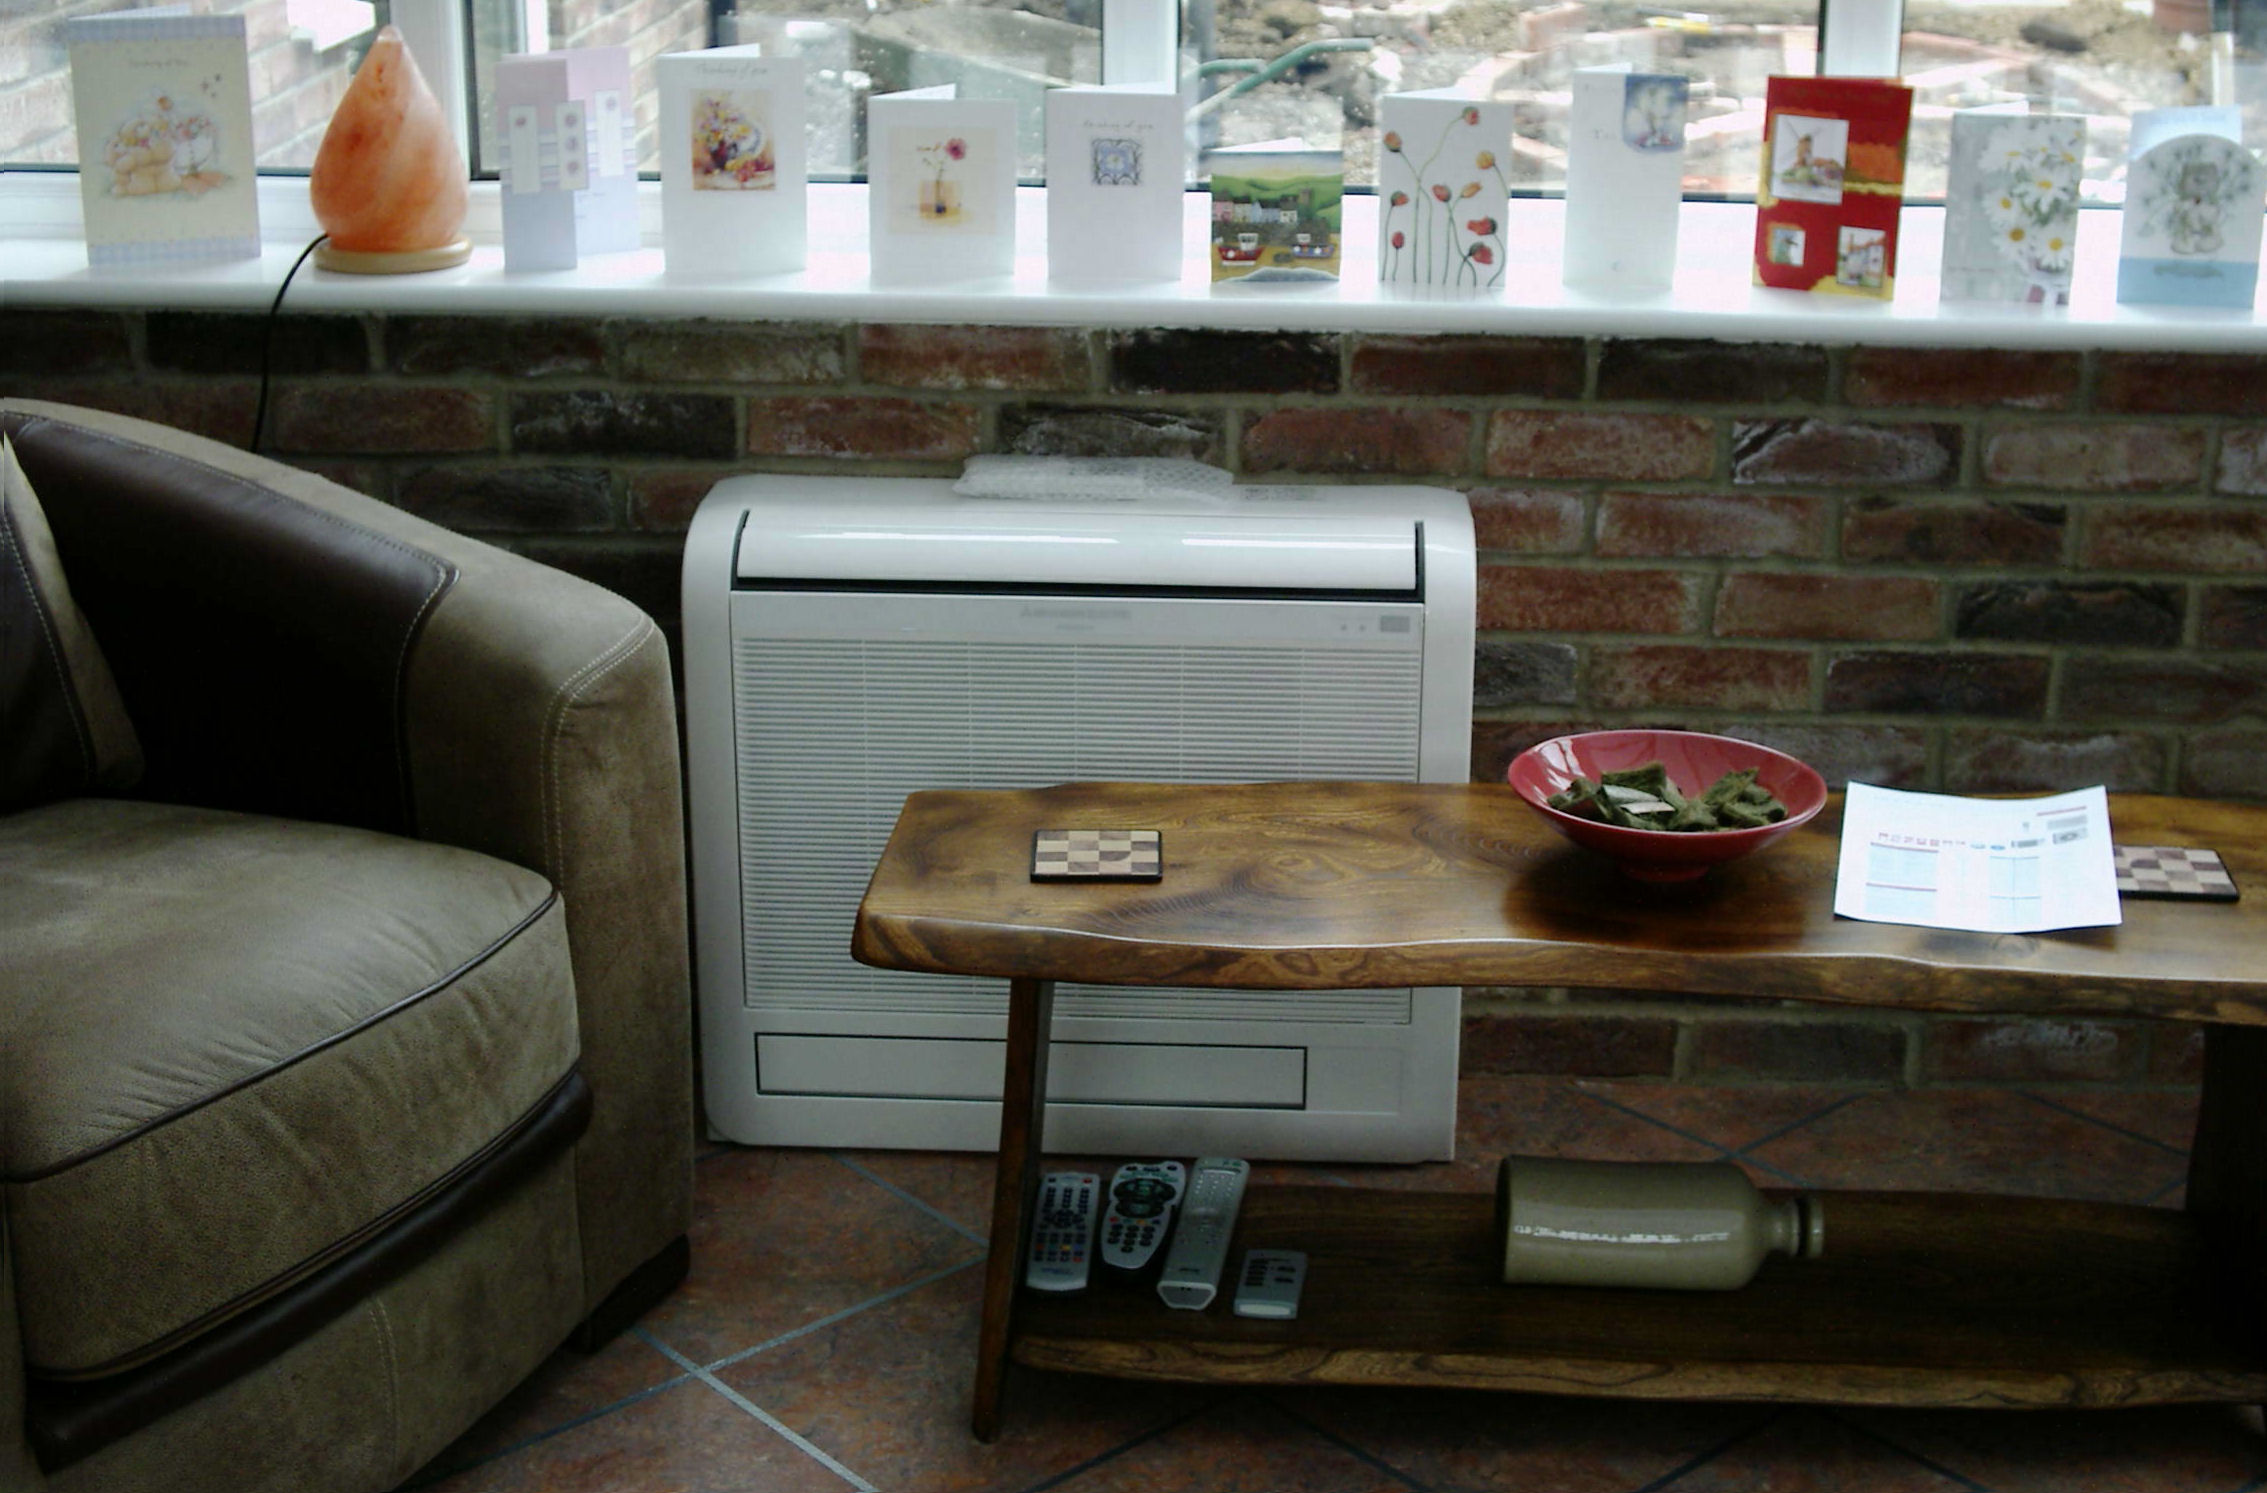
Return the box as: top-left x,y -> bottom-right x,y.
6,170 -> 2266,352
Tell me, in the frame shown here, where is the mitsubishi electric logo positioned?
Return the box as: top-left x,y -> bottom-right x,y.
1019,604 -> 1133,622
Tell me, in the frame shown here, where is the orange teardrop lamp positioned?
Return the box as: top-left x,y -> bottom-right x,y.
308,27 -> 472,273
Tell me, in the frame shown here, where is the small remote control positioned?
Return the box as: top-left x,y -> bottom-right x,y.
1232,1248 -> 1307,1320
1099,1160 -> 1186,1277
1026,1172 -> 1099,1293
1157,1157 -> 1249,1310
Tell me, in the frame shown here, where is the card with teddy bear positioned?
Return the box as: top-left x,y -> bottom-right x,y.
65,10 -> 259,267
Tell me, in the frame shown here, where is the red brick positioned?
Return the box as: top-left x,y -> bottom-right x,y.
2061,659 -> 2267,724
1955,582 -> 2182,647
2202,586 -> 2267,649
1716,723 -> 1929,788
1459,1012 -> 1677,1077
2216,428 -> 2267,495
614,320 -> 846,385
2181,727 -> 2267,798
1590,645 -> 1812,713
397,464 -> 616,532
1467,488 -> 1585,554
269,385 -> 495,455
860,324 -> 1093,392
387,316 -> 604,378
999,406 -> 1224,464
747,397 -> 981,461
513,391 -> 735,457
1824,651 -> 2049,718
1471,719 -> 1600,783
1485,411 -> 1715,482
1715,574 -> 1940,641
1112,330 -> 1340,394
1923,1018 -> 2138,1082
1842,498 -> 2066,567
0,312 -> 131,376
1984,424 -> 2205,492
1731,420 -> 1956,487
32,378 -> 259,448
1474,639 -> 1578,707
1844,347 -> 2081,410
1240,407 -> 1472,476
1596,339 -> 1828,403
1687,1020 -> 1907,1083
2150,1025 -> 2206,1085
1943,728 -> 2168,795
2097,352 -> 2267,417
632,468 -> 745,532
1477,565 -> 1701,633
1596,490 -> 1827,559
1350,334 -> 1585,398
2083,508 -> 2267,573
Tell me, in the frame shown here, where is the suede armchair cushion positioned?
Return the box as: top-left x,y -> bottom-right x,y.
0,798 -> 579,1381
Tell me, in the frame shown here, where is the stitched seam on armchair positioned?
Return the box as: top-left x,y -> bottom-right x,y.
0,471 -> 96,779
540,617 -> 661,882
9,412 -> 458,832
4,888 -> 562,1184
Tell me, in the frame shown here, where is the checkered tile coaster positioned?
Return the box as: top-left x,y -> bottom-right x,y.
2114,845 -> 2240,902
1031,828 -> 1163,883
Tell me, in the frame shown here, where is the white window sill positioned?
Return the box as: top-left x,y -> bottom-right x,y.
6,169 -> 2267,352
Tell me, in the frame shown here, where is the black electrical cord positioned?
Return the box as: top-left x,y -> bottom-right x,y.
248,232 -> 328,455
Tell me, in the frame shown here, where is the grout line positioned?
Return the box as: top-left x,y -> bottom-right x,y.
699,1258 -> 986,1375
2017,1089 -> 2193,1159
637,1327 -> 882,1493
1263,1391 -> 1437,1491
1623,1407 -> 1784,1493
1724,1093 -> 1872,1159
394,1370 -> 698,1488
1572,1088 -> 1745,1160
1824,1407 -> 1999,1492
1013,1397 -> 1227,1493
831,1150 -> 991,1246
2143,1173 -> 2188,1206
1570,1086 -> 1838,1185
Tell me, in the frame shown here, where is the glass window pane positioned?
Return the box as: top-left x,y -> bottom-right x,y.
2,0 -> 391,168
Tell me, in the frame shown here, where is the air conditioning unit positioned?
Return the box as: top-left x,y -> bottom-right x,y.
682,473 -> 1475,1161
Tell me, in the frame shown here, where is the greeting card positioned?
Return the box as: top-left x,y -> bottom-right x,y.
2118,106 -> 2263,308
1751,76 -> 1912,298
1942,110 -> 2085,305
65,10 -> 260,266
1373,90 -> 1510,291
867,86 -> 1018,283
1044,82 -> 1183,284
496,47 -> 638,273
1562,66 -> 1687,291
659,47 -> 807,279
1205,142 -> 1344,285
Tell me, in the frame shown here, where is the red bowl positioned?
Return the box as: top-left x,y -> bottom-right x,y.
1506,730 -> 1828,882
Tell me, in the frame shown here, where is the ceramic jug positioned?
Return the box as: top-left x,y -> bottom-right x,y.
1494,1156 -> 1823,1290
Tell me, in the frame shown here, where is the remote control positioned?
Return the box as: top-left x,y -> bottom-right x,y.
1232,1248 -> 1307,1320
1156,1157 -> 1249,1310
1098,1160 -> 1186,1277
1025,1172 -> 1099,1293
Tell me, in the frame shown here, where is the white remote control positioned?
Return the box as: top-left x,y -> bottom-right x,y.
1098,1160 -> 1186,1277
1232,1248 -> 1307,1320
1026,1172 -> 1099,1293
1157,1157 -> 1249,1310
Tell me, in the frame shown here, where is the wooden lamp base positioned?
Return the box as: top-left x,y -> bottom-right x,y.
313,238 -> 473,275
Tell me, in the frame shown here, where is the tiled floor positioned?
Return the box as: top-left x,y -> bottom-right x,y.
410,1076 -> 2267,1493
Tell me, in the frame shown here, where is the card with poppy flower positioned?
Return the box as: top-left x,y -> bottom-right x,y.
1376,89 -> 1510,291
1752,75 -> 1911,298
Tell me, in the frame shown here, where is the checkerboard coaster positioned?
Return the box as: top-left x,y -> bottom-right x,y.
2114,845 -> 2239,902
1031,828 -> 1163,882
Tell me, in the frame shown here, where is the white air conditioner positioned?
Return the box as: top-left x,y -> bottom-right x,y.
682,474 -> 1475,1161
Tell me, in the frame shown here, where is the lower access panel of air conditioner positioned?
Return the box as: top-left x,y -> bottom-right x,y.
757,1035 -> 1308,1106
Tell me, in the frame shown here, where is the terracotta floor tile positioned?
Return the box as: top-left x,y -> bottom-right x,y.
641,1146 -> 985,1367
412,1377 -> 852,1493
1846,1405 -> 2267,1493
718,1266 -> 1208,1493
1043,1395 -> 1421,1493
411,1332 -> 687,1483
838,1148 -> 999,1240
1651,1407 -> 1979,1493
1739,1088 -> 2191,1203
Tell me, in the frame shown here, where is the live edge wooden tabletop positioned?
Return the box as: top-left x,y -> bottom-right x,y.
852,781 -> 2267,1026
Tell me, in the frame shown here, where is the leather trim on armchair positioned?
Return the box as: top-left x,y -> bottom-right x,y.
22,1069 -> 595,1475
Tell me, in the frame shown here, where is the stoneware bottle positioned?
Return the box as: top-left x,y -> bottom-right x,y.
1494,1156 -> 1824,1291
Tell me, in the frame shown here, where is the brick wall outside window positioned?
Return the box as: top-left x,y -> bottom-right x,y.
6,309 -> 2238,1096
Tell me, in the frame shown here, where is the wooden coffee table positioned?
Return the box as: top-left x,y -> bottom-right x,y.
850,780 -> 2267,1441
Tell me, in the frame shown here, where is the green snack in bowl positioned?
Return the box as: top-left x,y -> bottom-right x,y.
1547,762 -> 1787,832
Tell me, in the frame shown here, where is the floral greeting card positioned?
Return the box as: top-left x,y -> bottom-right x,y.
65,11 -> 258,266
1563,65 -> 1687,291
659,47 -> 807,279
1375,90 -> 1510,291
1206,142 -> 1345,284
496,47 -> 637,273
1942,111 -> 2085,305
868,86 -> 1016,282
2118,106 -> 2263,308
1751,76 -> 1912,298
1044,83 -> 1183,284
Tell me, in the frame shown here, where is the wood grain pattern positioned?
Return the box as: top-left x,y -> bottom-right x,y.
1011,1189 -> 2267,1408
972,977 -> 1055,1442
854,783 -> 2267,1025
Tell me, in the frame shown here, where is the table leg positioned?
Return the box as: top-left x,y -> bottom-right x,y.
2187,1024 -> 2267,1322
973,976 -> 1056,1443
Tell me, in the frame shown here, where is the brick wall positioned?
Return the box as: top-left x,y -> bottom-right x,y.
4,306 -> 2234,1096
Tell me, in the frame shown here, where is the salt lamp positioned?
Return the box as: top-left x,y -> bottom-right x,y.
309,27 -> 471,273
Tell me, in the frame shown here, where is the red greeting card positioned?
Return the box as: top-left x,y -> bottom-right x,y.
1753,77 -> 1913,298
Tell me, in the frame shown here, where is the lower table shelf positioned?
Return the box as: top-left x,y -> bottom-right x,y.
1013,1187 -> 2267,1409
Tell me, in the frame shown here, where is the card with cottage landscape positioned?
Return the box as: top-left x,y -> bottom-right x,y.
867,86 -> 1017,283
1942,110 -> 2085,305
1751,75 -> 1912,298
659,46 -> 807,279
1375,89 -> 1511,292
1206,141 -> 1345,285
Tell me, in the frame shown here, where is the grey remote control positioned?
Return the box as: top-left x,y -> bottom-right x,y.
1232,1248 -> 1307,1320
1157,1157 -> 1249,1310
1026,1172 -> 1099,1293
1099,1160 -> 1186,1276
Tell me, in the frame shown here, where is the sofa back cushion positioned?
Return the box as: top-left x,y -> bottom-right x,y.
2,433 -> 142,813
